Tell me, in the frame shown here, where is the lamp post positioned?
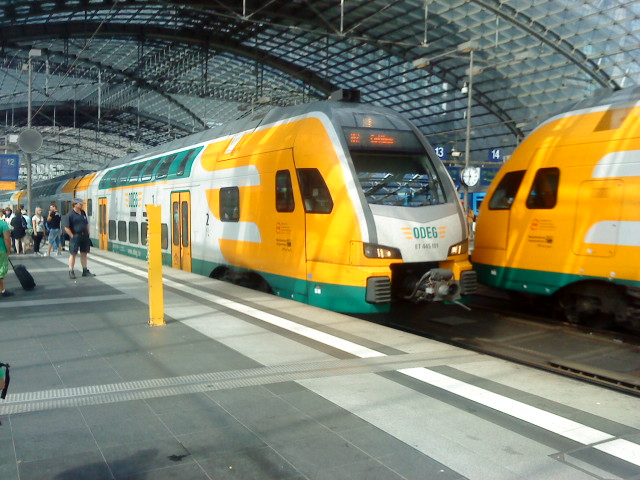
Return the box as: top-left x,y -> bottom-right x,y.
463,47 -> 474,212
26,49 -> 42,216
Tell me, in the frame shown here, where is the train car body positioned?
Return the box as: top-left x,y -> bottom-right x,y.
473,87 -> 640,328
10,100 -> 476,313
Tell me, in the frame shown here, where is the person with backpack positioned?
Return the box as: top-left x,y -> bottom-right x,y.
10,210 -> 28,254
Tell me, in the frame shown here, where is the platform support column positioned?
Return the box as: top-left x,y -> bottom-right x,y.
146,204 -> 165,326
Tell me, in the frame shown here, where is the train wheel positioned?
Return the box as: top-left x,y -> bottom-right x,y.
557,283 -> 624,329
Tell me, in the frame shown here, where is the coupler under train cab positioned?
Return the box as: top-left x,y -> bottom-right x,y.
391,263 -> 478,304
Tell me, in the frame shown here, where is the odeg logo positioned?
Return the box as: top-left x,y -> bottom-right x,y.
413,226 -> 438,239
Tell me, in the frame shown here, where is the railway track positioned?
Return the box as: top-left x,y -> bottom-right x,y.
361,294 -> 640,397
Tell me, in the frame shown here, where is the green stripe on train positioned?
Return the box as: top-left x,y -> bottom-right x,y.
474,263 -> 640,295
102,247 -> 388,314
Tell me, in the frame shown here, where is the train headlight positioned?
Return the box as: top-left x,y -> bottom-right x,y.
448,241 -> 468,256
363,243 -> 402,259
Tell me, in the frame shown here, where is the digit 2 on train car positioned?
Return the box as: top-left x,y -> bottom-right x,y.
13,94 -> 477,314
473,87 -> 640,330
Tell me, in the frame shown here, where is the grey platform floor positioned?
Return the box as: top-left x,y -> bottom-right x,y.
0,250 -> 639,480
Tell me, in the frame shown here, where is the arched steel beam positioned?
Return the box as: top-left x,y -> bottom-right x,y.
0,20 -> 337,96
473,0 -> 619,90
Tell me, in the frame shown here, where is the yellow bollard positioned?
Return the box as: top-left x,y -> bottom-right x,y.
146,204 -> 165,326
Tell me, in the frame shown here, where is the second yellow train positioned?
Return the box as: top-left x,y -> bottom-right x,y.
473,87 -> 640,330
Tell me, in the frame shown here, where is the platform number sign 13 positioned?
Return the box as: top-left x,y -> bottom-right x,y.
433,146 -> 447,160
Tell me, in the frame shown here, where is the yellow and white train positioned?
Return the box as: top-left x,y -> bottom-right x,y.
473,88 -> 640,329
2,98 -> 477,313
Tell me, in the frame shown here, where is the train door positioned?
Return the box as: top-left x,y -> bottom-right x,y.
98,197 -> 108,250
171,191 -> 192,271
476,169 -> 526,252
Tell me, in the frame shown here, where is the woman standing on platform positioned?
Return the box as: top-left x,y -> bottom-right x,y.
10,210 -> 27,254
32,207 -> 46,256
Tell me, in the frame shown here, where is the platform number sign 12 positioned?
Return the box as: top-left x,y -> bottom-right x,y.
0,154 -> 19,182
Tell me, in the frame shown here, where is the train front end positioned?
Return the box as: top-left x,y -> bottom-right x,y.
323,103 -> 477,311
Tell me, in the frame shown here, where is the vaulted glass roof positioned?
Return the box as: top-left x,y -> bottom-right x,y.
1,0 -> 639,182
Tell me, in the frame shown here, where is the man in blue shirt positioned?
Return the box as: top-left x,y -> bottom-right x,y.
64,198 -> 96,279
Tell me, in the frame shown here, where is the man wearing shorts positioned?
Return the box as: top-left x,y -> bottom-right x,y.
0,217 -> 14,297
64,198 -> 95,279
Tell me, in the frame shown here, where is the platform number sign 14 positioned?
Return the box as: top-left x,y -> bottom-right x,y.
488,148 -> 502,162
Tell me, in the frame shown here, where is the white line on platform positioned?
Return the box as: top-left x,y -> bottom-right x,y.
90,255 -> 640,468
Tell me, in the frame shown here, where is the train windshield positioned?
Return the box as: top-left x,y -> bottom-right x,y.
350,151 -> 446,207
343,126 -> 446,207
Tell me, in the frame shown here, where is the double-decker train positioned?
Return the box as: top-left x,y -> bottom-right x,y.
473,87 -> 640,330
2,97 -> 477,313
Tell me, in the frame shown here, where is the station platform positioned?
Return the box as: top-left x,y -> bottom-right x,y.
1,250 -> 639,480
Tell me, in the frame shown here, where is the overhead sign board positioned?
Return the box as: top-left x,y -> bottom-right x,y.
0,154 -> 19,182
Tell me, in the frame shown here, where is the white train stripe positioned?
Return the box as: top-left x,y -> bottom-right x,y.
584,220 -> 640,246
91,255 -> 640,468
592,150 -> 640,178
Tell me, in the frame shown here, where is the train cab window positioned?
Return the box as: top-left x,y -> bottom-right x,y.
297,169 -> 333,213
118,221 -> 127,242
350,152 -> 445,207
275,170 -> 295,212
154,154 -> 177,180
526,168 -> 560,209
87,199 -> 93,216
141,221 -> 148,246
220,187 -> 240,222
489,170 -> 525,210
161,223 -> 169,249
129,222 -> 139,244
108,220 -> 116,240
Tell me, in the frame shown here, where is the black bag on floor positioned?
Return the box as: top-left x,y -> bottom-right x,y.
8,257 -> 36,291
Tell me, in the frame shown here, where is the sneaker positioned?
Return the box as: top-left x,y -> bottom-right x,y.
82,269 -> 96,277
69,270 -> 76,279
1,290 -> 14,297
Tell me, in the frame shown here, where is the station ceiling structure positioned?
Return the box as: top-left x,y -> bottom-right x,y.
1,0 -> 638,183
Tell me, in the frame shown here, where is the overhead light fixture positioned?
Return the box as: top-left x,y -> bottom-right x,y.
457,41 -> 478,53
412,57 -> 430,69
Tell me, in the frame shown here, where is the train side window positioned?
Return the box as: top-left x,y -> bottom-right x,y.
116,166 -> 133,187
526,168 -> 559,209
87,199 -> 93,216
275,170 -> 295,212
108,220 -> 117,240
161,223 -> 169,249
129,222 -> 139,244
220,187 -> 240,222
141,222 -> 148,246
99,170 -> 115,189
154,154 -> 177,180
118,221 -> 127,241
489,170 -> 526,210
297,168 -> 333,213
139,160 -> 158,183
127,162 -> 145,184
